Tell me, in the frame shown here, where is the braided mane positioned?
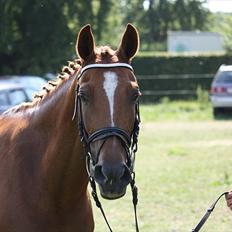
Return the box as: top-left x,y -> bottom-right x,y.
4,59 -> 82,114
33,59 -> 81,101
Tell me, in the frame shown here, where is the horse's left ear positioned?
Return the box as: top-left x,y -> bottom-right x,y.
117,24 -> 140,61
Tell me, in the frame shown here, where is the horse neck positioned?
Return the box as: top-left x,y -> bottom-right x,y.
32,74 -> 88,208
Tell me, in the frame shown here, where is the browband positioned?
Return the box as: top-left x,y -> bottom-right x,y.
78,63 -> 133,78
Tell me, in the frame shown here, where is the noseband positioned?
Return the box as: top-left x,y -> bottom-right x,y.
72,63 -> 140,232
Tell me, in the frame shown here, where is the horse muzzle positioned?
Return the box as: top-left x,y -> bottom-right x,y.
92,162 -> 132,200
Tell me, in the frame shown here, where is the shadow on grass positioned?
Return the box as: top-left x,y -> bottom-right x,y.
214,109 -> 232,120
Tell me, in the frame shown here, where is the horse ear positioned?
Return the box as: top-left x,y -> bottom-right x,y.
117,24 -> 139,61
76,24 -> 95,61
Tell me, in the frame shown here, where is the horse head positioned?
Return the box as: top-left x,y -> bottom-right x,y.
75,24 -> 140,200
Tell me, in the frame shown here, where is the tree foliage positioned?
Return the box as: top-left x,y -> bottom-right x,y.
1,0 -> 73,74
0,0 -> 210,75
0,0 -> 114,74
121,0 -> 209,49
208,13 -> 232,53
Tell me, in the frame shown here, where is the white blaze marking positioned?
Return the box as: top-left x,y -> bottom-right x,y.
103,71 -> 118,126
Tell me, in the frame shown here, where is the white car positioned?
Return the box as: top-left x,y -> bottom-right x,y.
0,76 -> 47,114
210,65 -> 232,116
0,83 -> 31,114
0,75 -> 47,100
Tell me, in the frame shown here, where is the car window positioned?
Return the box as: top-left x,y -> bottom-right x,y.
19,77 -> 46,90
0,92 -> 8,105
216,71 -> 232,83
24,88 -> 36,100
8,89 -> 27,106
5,77 -> 46,91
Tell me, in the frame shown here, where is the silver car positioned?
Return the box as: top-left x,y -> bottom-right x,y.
0,83 -> 31,114
210,65 -> 232,116
0,75 -> 47,100
0,76 -> 47,114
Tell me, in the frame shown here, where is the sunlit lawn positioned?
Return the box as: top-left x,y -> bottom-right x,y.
140,100 -> 213,122
93,101 -> 232,232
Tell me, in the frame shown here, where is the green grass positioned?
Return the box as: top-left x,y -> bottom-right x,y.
93,102 -> 232,232
140,100 -> 213,122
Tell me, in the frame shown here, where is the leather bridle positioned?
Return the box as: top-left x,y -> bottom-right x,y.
72,63 -> 140,232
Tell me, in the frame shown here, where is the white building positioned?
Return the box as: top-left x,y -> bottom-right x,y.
167,31 -> 224,53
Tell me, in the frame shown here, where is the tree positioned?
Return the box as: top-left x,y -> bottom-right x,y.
0,0 -> 211,75
0,0 -> 74,74
208,13 -> 232,53
173,0 -> 209,31
121,0 -> 210,50
0,0 -> 114,75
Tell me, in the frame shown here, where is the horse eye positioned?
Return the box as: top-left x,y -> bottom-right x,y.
78,92 -> 89,103
132,92 -> 141,103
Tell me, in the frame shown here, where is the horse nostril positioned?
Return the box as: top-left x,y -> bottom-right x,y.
94,163 -> 131,186
94,165 -> 105,184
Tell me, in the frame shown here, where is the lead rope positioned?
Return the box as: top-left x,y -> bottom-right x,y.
191,191 -> 228,232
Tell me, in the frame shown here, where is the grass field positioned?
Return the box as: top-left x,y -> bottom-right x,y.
93,101 -> 232,232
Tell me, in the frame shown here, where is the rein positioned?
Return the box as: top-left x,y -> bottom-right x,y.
192,191 -> 228,232
73,63 -> 140,232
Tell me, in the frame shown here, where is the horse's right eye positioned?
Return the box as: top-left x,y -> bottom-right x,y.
79,92 -> 89,103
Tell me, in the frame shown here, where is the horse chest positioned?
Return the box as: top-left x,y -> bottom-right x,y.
0,197 -> 94,232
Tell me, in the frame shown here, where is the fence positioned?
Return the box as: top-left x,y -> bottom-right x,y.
137,73 -> 214,102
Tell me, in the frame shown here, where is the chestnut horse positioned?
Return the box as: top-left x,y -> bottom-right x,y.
0,24 -> 140,232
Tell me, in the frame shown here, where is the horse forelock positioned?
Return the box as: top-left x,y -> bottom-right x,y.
94,46 -> 119,63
